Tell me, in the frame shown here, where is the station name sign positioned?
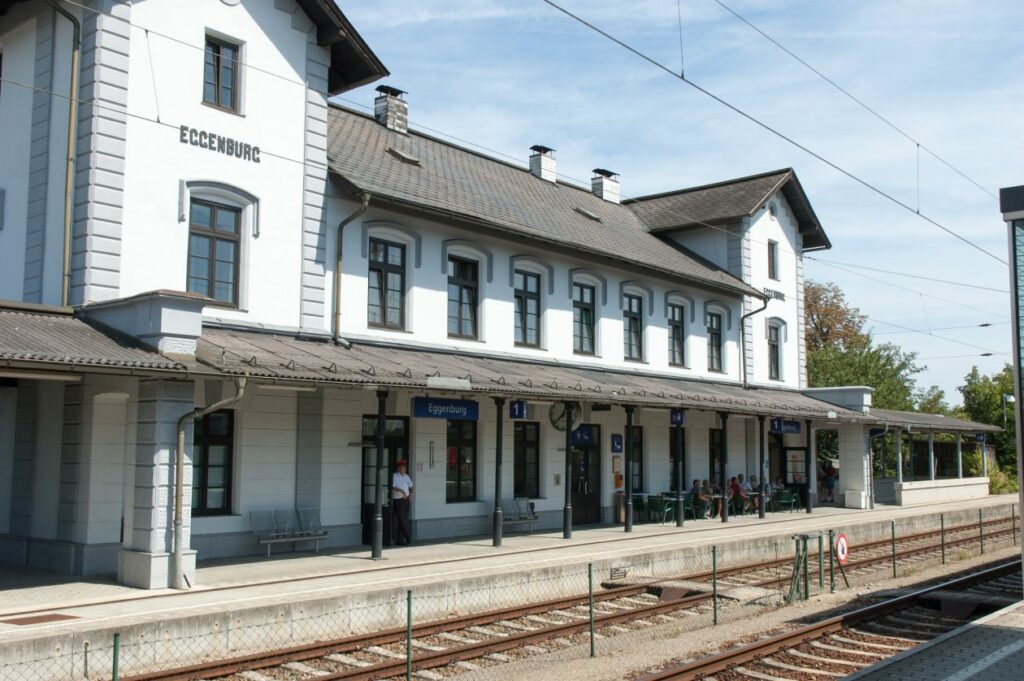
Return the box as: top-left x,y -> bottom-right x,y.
413,397 -> 478,421
770,417 -> 801,434
179,125 -> 261,164
763,287 -> 786,301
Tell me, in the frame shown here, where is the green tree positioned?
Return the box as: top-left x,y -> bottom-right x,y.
805,281 -> 868,352
958,364 -> 1016,476
915,386 -> 950,415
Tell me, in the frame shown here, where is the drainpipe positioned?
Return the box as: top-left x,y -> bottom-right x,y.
739,296 -> 770,389
173,377 -> 247,590
333,193 -> 371,347
45,0 -> 80,306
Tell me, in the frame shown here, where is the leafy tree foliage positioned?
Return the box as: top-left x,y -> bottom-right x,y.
915,385 -> 950,415
958,364 -> 1017,476
805,281 -> 868,352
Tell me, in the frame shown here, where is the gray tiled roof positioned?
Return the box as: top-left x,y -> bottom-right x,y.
326,106 -> 762,299
871,408 -> 1000,433
197,326 -> 869,421
0,303 -> 185,371
625,169 -> 830,250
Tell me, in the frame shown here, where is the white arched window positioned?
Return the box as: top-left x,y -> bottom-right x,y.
179,181 -> 258,308
767,317 -> 788,381
569,269 -> 605,356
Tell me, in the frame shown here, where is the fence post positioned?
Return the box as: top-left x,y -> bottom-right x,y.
940,514 -> 946,564
817,534 -> 824,591
1013,504 -> 1018,546
802,536 -> 809,600
979,508 -> 984,555
588,563 -> 595,657
891,520 -> 897,579
712,546 -> 718,625
828,529 -> 835,594
112,633 -> 120,681
406,590 -> 413,681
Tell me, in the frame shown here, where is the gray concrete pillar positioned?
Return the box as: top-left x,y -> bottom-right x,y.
980,433 -> 988,477
928,432 -> 935,480
896,430 -> 903,484
956,436 -> 963,478
118,378 -> 194,589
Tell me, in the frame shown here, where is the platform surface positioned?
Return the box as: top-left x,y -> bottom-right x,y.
0,494 -> 1014,643
850,599 -> 1024,680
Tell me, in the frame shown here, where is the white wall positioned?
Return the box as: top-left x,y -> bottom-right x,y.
332,202 -> 747,382
0,14 -> 36,300
0,387 -> 16,533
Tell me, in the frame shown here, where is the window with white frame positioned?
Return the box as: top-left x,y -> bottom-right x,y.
447,256 -> 479,339
767,320 -> 785,381
188,199 -> 240,306
368,238 -> 405,329
622,293 -> 643,361
768,240 -> 779,281
707,312 -> 723,372
573,282 -> 596,355
668,302 -> 686,367
203,35 -> 240,112
514,270 -> 541,347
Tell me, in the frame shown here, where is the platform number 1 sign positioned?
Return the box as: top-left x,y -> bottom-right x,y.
835,533 -> 849,565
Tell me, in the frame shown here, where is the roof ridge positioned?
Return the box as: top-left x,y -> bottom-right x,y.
623,168 -> 793,205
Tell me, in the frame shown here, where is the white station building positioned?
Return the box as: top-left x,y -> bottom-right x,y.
0,0 -> 999,589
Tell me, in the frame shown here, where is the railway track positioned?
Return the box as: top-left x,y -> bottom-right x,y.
636,560 -> 1022,680
121,515 -> 1018,681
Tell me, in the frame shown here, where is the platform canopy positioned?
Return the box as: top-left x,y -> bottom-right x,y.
870,408 -> 1001,434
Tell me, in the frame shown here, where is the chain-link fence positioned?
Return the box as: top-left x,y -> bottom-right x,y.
1,502 -> 1017,680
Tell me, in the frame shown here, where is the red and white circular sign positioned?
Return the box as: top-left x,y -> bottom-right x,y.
835,533 -> 849,565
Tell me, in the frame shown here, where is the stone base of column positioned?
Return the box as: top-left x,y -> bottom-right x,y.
117,549 -> 196,589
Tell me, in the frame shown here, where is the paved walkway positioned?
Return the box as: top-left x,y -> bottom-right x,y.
0,494 -> 1015,642
850,600 -> 1024,680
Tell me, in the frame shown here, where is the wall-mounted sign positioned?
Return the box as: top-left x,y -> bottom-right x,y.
763,288 -> 786,301
770,418 -> 801,434
179,125 -> 261,163
611,433 -> 623,452
509,400 -> 528,419
975,433 -> 986,443
413,397 -> 478,421
573,427 -> 595,445
670,408 -> 686,426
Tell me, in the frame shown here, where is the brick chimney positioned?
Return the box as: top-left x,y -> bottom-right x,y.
591,168 -> 620,203
374,85 -> 408,134
529,145 -> 557,182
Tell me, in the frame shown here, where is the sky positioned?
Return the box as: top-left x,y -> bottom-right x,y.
340,0 -> 1024,407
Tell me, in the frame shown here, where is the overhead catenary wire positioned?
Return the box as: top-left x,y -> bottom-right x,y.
874,322 -> 1005,336
866,315 -> 1005,355
806,257 -> 1008,293
538,0 -> 1007,266
710,0 -> 998,202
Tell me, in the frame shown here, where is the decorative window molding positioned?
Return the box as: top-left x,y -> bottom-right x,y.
703,300 -> 733,330
179,180 -> 259,236
618,281 -> 654,310
362,220 -> 422,268
442,239 -> 493,283
766,316 -> 788,342
665,291 -> 696,323
508,255 -> 554,294
568,267 -> 607,306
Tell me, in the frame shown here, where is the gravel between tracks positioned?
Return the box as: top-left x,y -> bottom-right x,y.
452,544 -> 1019,681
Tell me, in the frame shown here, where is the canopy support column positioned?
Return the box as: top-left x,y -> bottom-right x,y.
674,411 -> 685,528
625,405 -> 635,532
492,396 -> 505,548
719,411 -> 729,523
805,419 -> 814,514
563,401 -> 574,539
758,415 -> 766,519
928,432 -> 936,481
956,436 -> 963,479
896,430 -> 904,484
371,390 -> 388,561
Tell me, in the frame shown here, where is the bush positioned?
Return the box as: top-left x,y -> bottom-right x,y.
989,464 -> 1019,494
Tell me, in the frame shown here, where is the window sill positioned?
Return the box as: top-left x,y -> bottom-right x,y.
368,323 -> 410,333
624,358 -> 647,365
669,363 -> 690,370
201,101 -> 245,117
708,368 -> 726,375
192,512 -> 239,518
572,351 -> 601,358
514,342 -> 545,351
448,335 -> 483,342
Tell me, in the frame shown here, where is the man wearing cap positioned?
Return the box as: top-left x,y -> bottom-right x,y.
391,459 -> 413,545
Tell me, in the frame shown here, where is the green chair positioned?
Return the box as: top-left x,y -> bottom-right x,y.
775,489 -> 799,512
632,494 -> 647,522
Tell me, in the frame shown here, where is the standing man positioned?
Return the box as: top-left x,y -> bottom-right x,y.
391,459 -> 413,545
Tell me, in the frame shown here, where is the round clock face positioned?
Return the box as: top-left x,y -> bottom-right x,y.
548,402 -> 578,431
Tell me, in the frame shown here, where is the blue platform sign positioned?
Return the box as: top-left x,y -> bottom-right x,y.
610,433 -> 623,452
509,400 -> 528,419
770,418 -> 801,434
413,397 -> 478,421
573,426 -> 595,445
670,408 -> 686,426
976,433 -> 986,443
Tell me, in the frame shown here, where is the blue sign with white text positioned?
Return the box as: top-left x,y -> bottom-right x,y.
573,427 -> 595,445
611,433 -> 623,452
670,408 -> 686,426
509,400 -> 528,419
976,433 -> 986,443
413,397 -> 479,421
770,418 -> 801,434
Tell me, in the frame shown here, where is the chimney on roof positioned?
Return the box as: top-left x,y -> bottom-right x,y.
591,168 -> 620,204
529,145 -> 557,182
374,85 -> 408,134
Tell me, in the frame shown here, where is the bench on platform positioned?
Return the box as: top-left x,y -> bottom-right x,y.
501,497 -> 539,532
250,508 -> 329,556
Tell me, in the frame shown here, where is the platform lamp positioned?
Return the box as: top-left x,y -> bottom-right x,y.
1004,393 -> 1016,430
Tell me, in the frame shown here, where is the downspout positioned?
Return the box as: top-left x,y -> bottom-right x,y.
46,0 -> 80,307
867,424 -> 891,510
173,377 -> 247,590
740,296 -> 770,389
333,193 -> 371,347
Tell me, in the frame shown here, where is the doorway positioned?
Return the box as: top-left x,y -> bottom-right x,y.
571,424 -> 601,525
361,416 -> 409,546
768,434 -> 784,484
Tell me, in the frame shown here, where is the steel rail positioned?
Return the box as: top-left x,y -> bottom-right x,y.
637,559 -> 1020,680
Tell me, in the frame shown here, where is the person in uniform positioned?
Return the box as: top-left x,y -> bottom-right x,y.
391,459 -> 413,545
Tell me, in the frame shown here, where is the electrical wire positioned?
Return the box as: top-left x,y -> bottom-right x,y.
866,316 -> 1006,354
538,0 -> 1007,266
806,256 -> 1008,293
874,322 -> 1006,336
709,0 -> 998,202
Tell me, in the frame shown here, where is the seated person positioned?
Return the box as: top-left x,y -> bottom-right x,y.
700,479 -> 720,518
729,476 -> 751,514
772,476 -> 786,492
748,475 -> 763,510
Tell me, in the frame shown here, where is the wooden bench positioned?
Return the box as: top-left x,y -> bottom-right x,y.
501,497 -> 539,532
250,508 -> 329,556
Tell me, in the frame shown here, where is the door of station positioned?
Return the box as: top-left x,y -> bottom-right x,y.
571,424 -> 602,525
361,416 -> 409,546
